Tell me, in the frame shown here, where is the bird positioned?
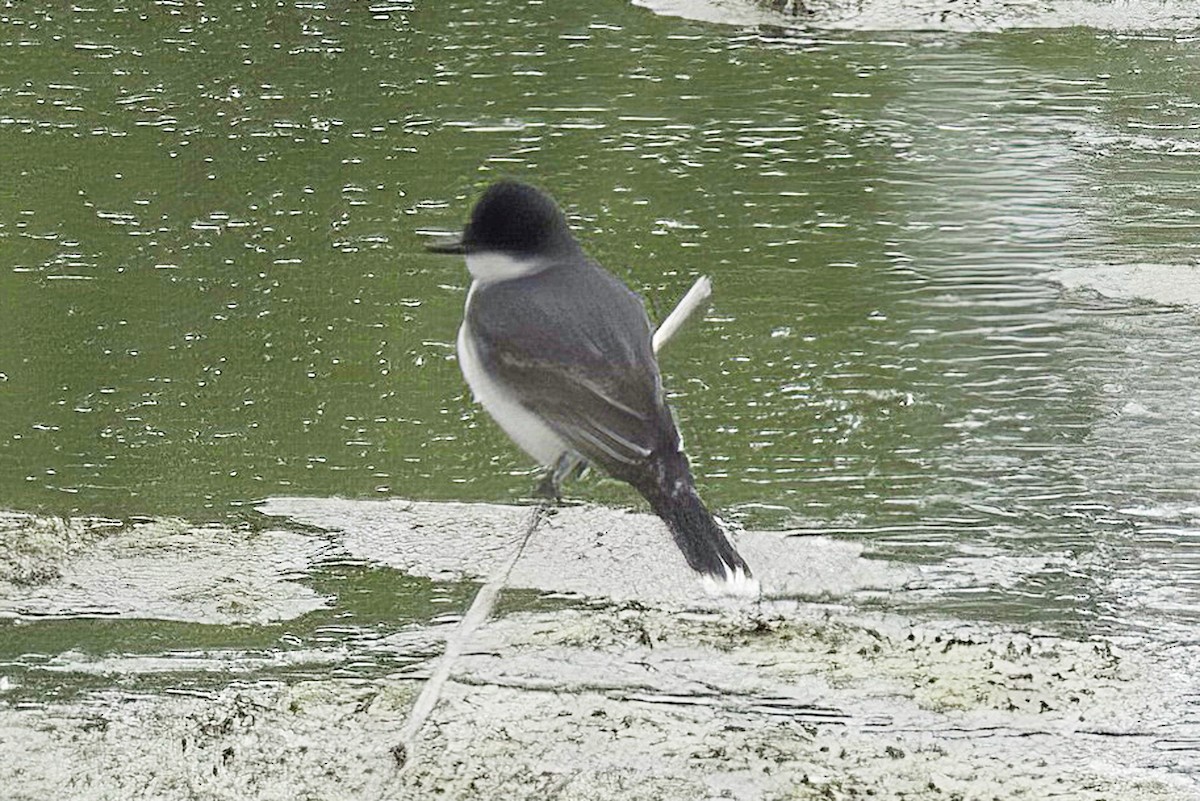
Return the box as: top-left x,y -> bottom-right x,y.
427,180 -> 755,593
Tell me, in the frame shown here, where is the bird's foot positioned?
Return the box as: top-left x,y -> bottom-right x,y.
533,451 -> 588,504
533,472 -> 562,503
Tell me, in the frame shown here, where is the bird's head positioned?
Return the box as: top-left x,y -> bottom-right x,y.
427,181 -> 581,277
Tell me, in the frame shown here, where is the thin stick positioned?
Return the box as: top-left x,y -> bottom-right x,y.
395,275 -> 714,768
394,502 -> 546,765
653,275 -> 711,353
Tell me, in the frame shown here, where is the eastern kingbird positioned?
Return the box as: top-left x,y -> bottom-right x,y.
429,180 -> 754,592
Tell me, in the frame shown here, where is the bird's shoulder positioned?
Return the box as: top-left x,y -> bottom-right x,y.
467,259 -> 652,365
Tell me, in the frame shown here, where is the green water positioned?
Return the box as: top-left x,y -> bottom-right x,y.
3,4 -> 1200,635
0,564 -> 473,702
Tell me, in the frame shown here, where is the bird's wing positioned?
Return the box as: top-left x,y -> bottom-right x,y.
488,347 -> 659,467
467,266 -> 677,471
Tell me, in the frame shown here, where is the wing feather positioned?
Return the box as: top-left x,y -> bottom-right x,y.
467,262 -> 678,473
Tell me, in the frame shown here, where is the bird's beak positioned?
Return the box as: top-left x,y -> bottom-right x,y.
424,235 -> 467,254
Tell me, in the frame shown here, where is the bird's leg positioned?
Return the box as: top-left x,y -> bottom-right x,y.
566,455 -> 589,483
534,451 -> 586,502
533,472 -> 559,502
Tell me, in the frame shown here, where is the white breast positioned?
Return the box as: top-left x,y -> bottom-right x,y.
458,284 -> 567,466
466,251 -> 546,282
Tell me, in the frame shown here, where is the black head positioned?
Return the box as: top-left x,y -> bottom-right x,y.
459,180 -> 580,258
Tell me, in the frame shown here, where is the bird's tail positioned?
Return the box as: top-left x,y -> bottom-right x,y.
634,454 -> 756,594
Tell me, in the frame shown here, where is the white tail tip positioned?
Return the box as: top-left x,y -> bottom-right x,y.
700,564 -> 761,598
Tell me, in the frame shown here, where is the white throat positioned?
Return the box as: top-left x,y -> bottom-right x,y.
466,251 -> 548,283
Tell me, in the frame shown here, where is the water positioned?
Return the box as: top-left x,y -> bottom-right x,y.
2,2 -> 1199,796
